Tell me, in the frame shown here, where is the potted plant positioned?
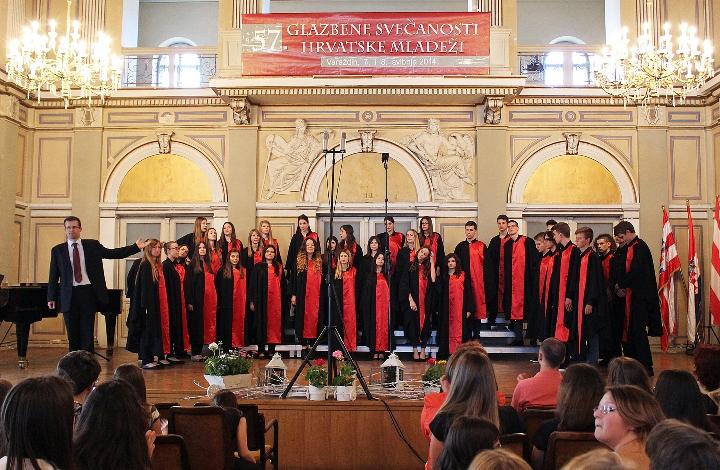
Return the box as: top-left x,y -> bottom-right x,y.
332,350 -> 356,401
421,358 -> 446,394
203,342 -> 254,391
305,358 -> 328,401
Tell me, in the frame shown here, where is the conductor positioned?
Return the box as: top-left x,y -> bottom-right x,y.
47,216 -> 148,352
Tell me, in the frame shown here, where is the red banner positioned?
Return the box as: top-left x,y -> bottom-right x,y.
238,12 -> 491,76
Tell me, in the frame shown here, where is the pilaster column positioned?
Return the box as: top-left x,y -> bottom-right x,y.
637,125 -> 668,267
476,118 -> 508,242
0,110 -> 20,282
228,126 -> 258,229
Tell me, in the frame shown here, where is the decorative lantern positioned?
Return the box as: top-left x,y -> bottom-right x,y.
264,353 -> 287,386
380,353 -> 405,389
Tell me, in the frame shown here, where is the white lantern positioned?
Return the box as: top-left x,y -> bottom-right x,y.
264,353 -> 287,385
380,353 -> 405,389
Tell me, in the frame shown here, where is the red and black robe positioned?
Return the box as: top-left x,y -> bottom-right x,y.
399,254 -> 435,347
333,267 -> 360,351
209,247 -> 223,274
216,267 -> 248,349
377,231 -> 405,271
436,271 -> 475,358
290,257 -> 325,341
126,261 -> 171,363
249,262 -> 287,346
184,262 -> 218,355
420,231 -> 446,268
548,241 -> 580,343
361,271 -> 391,353
220,239 -> 244,265
487,233 -> 510,322
163,258 -> 190,356
599,250 -> 623,361
261,237 -> 283,265
503,235 -> 540,322
454,239 -> 492,320
533,250 -> 556,340
566,248 -> 608,358
286,231 -> 318,280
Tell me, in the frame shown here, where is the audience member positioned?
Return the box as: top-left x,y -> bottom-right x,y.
0,380 -> 12,408
654,370 -> 717,433
436,416 -> 499,470
212,390 -> 260,470
693,343 -> 720,414
607,357 -> 652,393
594,385 -> 664,470
560,449 -> 628,470
645,419 -> 720,470
531,363 -> 604,469
0,376 -> 75,470
468,448 -> 532,470
55,350 -> 101,418
73,379 -> 154,470
511,338 -> 565,412
113,363 -> 164,435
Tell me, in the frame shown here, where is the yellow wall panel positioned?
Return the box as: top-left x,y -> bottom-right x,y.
35,136 -> 72,199
117,154 -> 213,202
670,136 -> 702,200
32,221 -> 65,282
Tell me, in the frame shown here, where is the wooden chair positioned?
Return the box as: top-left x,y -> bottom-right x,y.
154,402 -> 179,422
169,406 -> 235,470
151,434 -> 190,470
543,431 -> 609,470
238,403 -> 279,470
499,433 -> 527,460
521,408 -> 556,459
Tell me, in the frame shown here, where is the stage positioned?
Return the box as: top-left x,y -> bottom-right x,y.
0,347 -> 694,470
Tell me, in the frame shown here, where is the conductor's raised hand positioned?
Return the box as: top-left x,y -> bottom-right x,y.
136,238 -> 149,250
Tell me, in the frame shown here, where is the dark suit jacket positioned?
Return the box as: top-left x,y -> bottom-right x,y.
47,239 -> 140,312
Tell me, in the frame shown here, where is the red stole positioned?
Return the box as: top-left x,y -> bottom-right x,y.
342,268 -> 357,351
262,237 -> 280,254
422,233 -> 439,263
576,250 -> 591,354
375,273 -> 390,351
623,243 -> 635,342
554,244 -> 574,342
266,264 -> 283,344
210,249 -> 222,274
305,232 -> 319,242
510,236 -> 528,320
469,241 -> 487,319
498,235 -> 509,312
252,249 -> 263,265
303,261 -> 321,339
156,264 -> 171,355
539,255 -> 554,315
601,253 -> 614,288
448,273 -> 465,354
203,270 -> 217,344
174,263 -> 190,350
388,232 -> 403,268
418,265 -> 428,331
231,268 -> 247,348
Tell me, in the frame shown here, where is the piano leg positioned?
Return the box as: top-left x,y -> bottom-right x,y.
16,321 -> 30,369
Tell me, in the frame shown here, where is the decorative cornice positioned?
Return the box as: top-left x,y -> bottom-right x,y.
510,95 -> 711,107
215,86 -> 521,98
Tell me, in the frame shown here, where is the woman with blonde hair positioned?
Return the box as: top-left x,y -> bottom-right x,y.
333,249 -> 359,351
560,449 -> 628,470
290,237 -> 325,347
468,449 -> 531,470
176,216 -> 208,258
258,220 -> 282,264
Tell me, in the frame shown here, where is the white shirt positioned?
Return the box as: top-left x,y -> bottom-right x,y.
67,238 -> 91,286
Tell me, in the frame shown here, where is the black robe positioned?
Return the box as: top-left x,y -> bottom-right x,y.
398,254 -> 435,347
177,232 -> 202,259
436,272 -> 475,359
547,241 -> 581,342
184,264 -> 215,354
454,239 -> 494,318
219,239 -> 243,266
289,259 -> 326,341
215,268 -> 248,349
125,258 -> 142,353
503,235 -> 540,323
486,233 -> 510,322
162,259 -> 186,356
600,250 -> 624,360
338,241 -> 364,265
126,262 -> 165,361
376,231 -> 404,329
533,250 -> 557,340
360,271 -> 394,353
566,248 -> 609,358
248,263 -> 287,346
285,231 -> 318,281
420,231 -> 446,272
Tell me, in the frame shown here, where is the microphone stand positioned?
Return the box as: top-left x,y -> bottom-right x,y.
381,152 -> 393,355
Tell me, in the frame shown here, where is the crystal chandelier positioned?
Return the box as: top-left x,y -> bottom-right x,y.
5,0 -> 122,108
594,22 -> 714,106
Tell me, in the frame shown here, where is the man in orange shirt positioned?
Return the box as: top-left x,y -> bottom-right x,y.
511,338 -> 565,412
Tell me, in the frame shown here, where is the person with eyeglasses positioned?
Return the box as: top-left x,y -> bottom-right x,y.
593,385 -> 664,470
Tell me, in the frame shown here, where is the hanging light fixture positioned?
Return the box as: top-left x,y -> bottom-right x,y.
5,0 -> 122,108
594,21 -> 714,107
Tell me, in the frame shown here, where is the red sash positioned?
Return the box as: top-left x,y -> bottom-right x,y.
623,244 -> 635,342
156,264 -> 171,355
576,251 -> 590,355
389,232 -> 403,268
601,253 -> 613,288
418,265 -> 427,331
510,236 -> 527,321
498,235 -> 509,312
174,263 -> 190,350
469,241 -> 486,319
203,271 -> 217,344
253,250 -> 263,265
375,273 -> 390,351
210,249 -> 222,274
231,268 -> 247,348
539,255 -> 554,315
342,268 -> 357,351
266,264 -> 283,344
554,245 -> 573,342
303,261 -> 321,339
448,273 -> 465,354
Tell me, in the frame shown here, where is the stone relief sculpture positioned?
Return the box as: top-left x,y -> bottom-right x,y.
404,118 -> 475,199
156,130 -> 174,154
563,132 -> 581,155
263,119 -> 324,199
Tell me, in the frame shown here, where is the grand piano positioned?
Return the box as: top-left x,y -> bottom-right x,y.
0,277 -> 122,368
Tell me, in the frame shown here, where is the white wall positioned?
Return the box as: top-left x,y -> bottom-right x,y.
138,1 -> 218,47
517,0 -> 605,44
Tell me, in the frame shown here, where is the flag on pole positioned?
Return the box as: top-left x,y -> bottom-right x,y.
658,206 -> 681,351
711,195 -> 720,325
687,203 -> 701,343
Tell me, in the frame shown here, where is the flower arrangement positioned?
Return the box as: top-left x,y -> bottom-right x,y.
305,358 -> 328,388
204,342 -> 253,376
421,358 -> 447,385
332,350 -> 356,386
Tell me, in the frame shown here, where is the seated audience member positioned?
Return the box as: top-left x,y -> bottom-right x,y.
511,338 -> 565,412
428,350 -> 524,470
594,385 -> 664,470
0,379 -> 11,406
531,363 -> 604,470
420,342 -> 506,441
73,379 -> 155,470
468,448 -> 532,470
560,449 -> 629,470
212,390 -> 260,470
645,419 -> 720,470
606,357 -> 652,393
653,370 -> 718,433
437,416 -> 499,470
693,343 -> 720,414
0,376 -> 75,470
113,363 -> 164,435
55,350 -> 101,418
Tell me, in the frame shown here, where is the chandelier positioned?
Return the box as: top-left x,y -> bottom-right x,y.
594,22 -> 714,106
5,0 -> 122,108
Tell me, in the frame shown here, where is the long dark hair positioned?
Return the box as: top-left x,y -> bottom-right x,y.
296,237 -> 322,273
419,216 -> 435,242
366,236 -> 380,256
113,363 -> 149,405
191,241 -> 213,274
294,214 -> 311,235
446,253 -> 463,277
607,357 -> 652,393
73,380 -> 151,470
222,249 -> 244,279
0,376 -> 75,470
338,224 -> 357,251
437,416 -> 499,470
556,363 -> 604,431
192,217 -> 207,246
219,222 -> 238,252
373,252 -> 388,279
263,244 -> 281,276
654,370 -> 716,432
